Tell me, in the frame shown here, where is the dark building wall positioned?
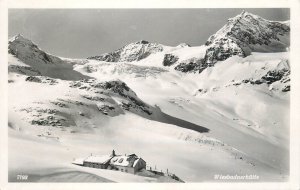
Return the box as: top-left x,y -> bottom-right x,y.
114,165 -> 135,174
134,159 -> 146,172
83,161 -> 107,169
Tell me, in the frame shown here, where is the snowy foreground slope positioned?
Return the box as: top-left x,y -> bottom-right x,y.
8,12 -> 289,182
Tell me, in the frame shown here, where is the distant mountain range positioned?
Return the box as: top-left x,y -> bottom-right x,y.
8,11 -> 290,91
85,11 -> 289,73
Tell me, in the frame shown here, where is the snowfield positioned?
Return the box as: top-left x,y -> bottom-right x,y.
7,11 -> 290,183
8,51 -> 289,182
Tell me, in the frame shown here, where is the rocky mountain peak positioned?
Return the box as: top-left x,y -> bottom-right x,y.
203,11 -> 290,66
228,10 -> 258,22
9,34 -> 38,49
87,40 -> 164,62
10,34 -> 27,42
8,34 -> 64,66
135,40 -> 150,44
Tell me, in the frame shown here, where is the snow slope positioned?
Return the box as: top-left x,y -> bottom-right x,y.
75,51 -> 290,166
9,50 -> 289,182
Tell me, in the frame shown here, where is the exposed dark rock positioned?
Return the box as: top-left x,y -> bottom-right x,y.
82,95 -> 105,102
253,80 -> 264,85
242,79 -> 250,83
97,104 -> 116,115
25,76 -> 42,83
41,109 -> 57,114
31,117 -> 66,127
69,81 -> 82,88
198,89 -> 208,93
163,54 -> 179,66
25,76 -> 58,85
174,62 -> 199,73
233,82 -> 241,86
282,85 -> 290,92
262,69 -> 289,84
121,102 -> 152,115
51,101 -> 68,108
203,45 -> 245,66
92,80 -> 132,97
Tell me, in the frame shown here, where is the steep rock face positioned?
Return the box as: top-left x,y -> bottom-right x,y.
174,57 -> 204,73
87,40 -> 164,62
204,39 -> 245,66
163,54 -> 179,66
203,11 -> 290,65
174,62 -> 200,73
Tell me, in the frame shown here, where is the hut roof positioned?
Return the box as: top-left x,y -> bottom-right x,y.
84,155 -> 113,164
72,157 -> 86,165
110,154 -> 141,167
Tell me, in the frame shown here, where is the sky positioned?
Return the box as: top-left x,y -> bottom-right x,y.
9,8 -> 289,59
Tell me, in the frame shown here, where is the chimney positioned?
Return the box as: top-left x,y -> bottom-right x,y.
111,149 -> 116,157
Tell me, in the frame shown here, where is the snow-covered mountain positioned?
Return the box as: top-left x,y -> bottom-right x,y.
87,11 -> 289,75
8,11 -> 290,182
9,34 -> 64,65
203,11 -> 290,65
87,40 -> 165,62
8,34 -> 88,80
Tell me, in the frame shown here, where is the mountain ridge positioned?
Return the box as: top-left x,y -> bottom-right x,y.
84,11 -> 289,74
8,34 -> 90,80
87,40 -> 165,62
8,11 -> 290,78
203,11 -> 290,65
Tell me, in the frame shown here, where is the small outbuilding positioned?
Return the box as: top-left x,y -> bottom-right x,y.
83,155 -> 113,169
